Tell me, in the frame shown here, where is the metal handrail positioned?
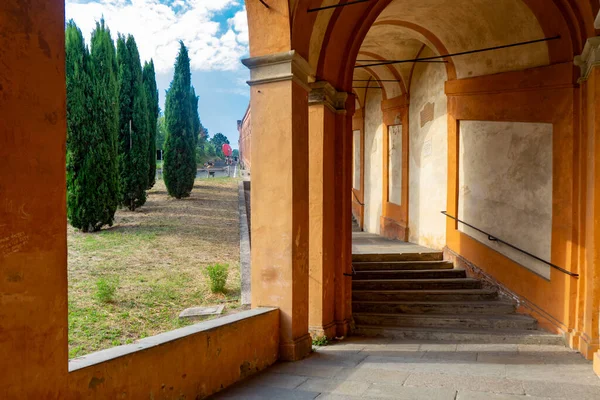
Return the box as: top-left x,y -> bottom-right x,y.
352,190 -> 365,206
441,211 -> 578,278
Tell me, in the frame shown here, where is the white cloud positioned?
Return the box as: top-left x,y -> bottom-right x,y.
66,0 -> 249,74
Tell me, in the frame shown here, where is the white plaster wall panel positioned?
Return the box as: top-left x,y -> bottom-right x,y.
408,47 -> 448,249
388,125 -> 402,205
353,130 -> 361,190
458,120 -> 552,279
363,89 -> 384,234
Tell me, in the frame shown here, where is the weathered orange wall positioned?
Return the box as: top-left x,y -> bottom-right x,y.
68,309 -> 280,399
0,1 -> 69,398
249,78 -> 312,360
445,62 -> 584,348
308,103 -> 336,338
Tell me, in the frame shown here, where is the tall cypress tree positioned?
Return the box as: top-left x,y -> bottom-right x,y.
190,86 -> 200,150
66,21 -> 114,232
89,19 -> 120,227
117,34 -> 149,210
164,41 -> 195,198
143,60 -> 159,189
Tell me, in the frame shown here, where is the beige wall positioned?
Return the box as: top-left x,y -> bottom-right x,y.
364,89 -> 384,234
353,129 -> 361,190
458,120 -> 553,279
388,124 -> 403,205
408,47 -> 448,249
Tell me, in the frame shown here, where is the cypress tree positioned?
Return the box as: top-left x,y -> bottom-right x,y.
190,86 -> 200,150
143,60 -> 159,189
190,86 -> 201,175
89,19 -> 120,227
117,34 -> 149,210
164,42 -> 195,198
66,20 -> 114,232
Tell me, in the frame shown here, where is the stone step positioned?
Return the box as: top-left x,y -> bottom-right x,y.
352,289 -> 498,302
353,261 -> 454,271
352,300 -> 516,315
352,252 -> 443,263
352,325 -> 565,345
353,313 -> 538,331
352,269 -> 466,280
352,278 -> 482,291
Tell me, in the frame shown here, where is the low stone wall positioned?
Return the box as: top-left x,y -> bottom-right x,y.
68,308 -> 279,399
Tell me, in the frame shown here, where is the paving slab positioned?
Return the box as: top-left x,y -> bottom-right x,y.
456,390 -> 551,400
296,378 -> 370,396
333,367 -> 411,384
365,383 -> 456,399
523,380 -> 600,399
352,232 -> 439,256
403,372 -> 524,395
210,336 -> 598,400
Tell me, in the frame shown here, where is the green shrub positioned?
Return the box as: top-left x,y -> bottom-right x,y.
204,264 -> 229,293
312,336 -> 329,347
94,276 -> 119,303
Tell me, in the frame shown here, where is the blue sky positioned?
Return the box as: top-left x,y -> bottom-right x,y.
66,0 -> 250,149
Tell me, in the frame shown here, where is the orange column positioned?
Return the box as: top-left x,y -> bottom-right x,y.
308,82 -> 348,339
334,95 -> 356,338
242,51 -> 313,361
575,37 -> 600,376
0,1 -> 69,397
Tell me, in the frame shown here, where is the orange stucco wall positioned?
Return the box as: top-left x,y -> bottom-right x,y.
68,309 -> 280,399
443,62 -> 593,353
0,1 -> 69,398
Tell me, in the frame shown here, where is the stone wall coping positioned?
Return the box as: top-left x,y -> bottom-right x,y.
241,50 -> 314,91
68,307 -> 278,372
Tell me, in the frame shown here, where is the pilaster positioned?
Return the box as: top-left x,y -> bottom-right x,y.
307,81 -> 348,339
242,51 -> 314,361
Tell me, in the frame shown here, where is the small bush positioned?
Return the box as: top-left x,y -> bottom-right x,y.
204,263 -> 229,293
312,336 -> 329,347
94,276 -> 119,303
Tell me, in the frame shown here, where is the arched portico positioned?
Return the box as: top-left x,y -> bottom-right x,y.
244,0 -> 600,375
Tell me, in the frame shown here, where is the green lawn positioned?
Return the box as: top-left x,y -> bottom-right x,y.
67,178 -> 242,358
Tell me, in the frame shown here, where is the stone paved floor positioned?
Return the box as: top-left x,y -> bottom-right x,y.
351,232 -> 438,256
211,337 -> 600,399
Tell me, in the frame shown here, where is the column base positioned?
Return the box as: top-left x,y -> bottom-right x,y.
280,334 -> 312,361
335,319 -> 351,338
594,352 -> 600,378
309,321 -> 337,339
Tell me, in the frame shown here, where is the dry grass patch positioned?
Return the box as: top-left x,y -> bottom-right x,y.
68,178 -> 242,358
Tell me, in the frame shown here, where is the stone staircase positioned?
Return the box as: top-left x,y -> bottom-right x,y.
351,250 -> 564,345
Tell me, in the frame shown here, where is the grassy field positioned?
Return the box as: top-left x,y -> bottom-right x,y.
68,178 -> 242,359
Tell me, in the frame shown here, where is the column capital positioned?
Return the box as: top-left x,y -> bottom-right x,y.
308,81 -> 348,114
242,50 -> 314,91
574,37 -> 600,83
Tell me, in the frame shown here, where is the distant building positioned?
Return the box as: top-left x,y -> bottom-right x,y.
237,104 -> 251,172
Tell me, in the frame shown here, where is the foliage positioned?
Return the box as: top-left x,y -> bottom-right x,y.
66,20 -> 119,232
190,86 -> 200,151
94,276 -> 119,303
163,41 -> 196,198
117,34 -> 149,210
156,115 -> 167,150
312,336 -> 329,347
204,263 -> 229,293
211,133 -> 230,158
143,60 -> 159,189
